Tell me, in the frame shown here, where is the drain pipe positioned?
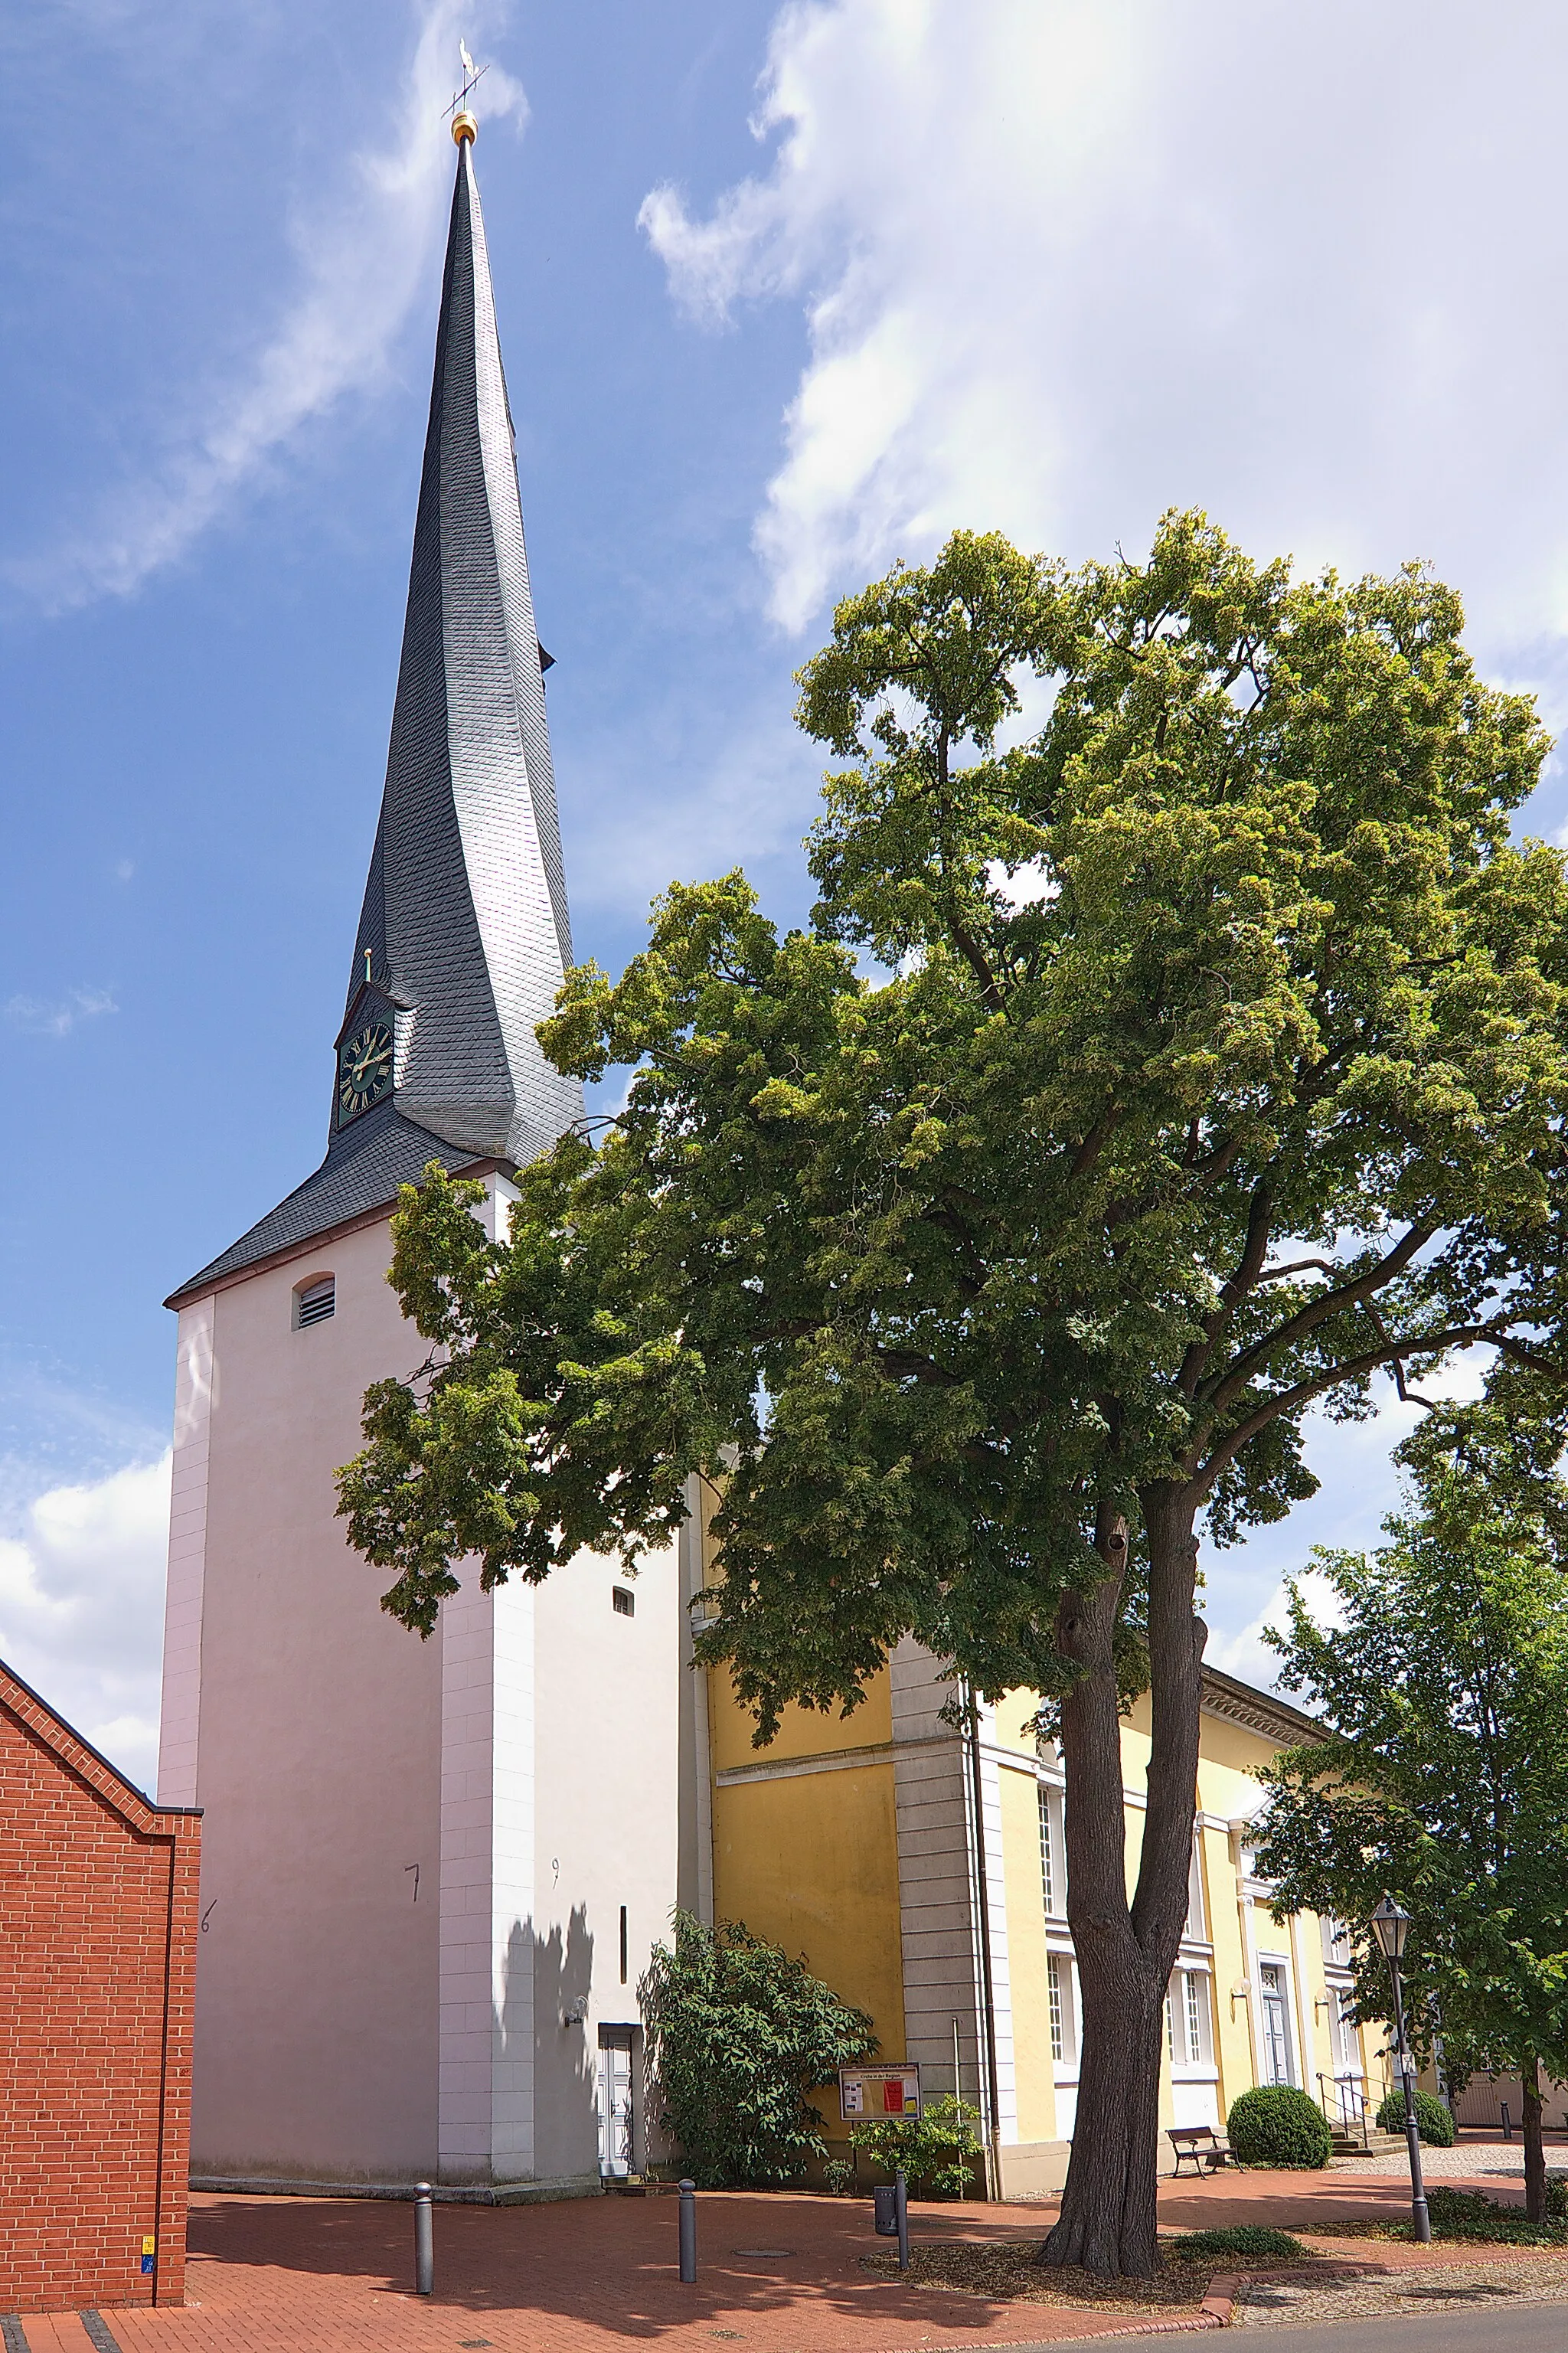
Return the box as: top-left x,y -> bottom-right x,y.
965,1686 -> 1004,2201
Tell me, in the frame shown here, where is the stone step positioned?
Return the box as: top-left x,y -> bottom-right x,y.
1331,2129 -> 1406,2155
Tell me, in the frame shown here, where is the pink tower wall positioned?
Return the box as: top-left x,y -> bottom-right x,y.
165,1212 -> 444,2182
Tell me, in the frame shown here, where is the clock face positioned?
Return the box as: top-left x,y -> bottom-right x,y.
338,1021 -> 394,1124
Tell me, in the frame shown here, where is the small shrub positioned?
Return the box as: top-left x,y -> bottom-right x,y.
848,2094 -> 983,2199
822,2158 -> 855,2196
1374,2088 -> 1455,2145
1226,2086 -> 1332,2169
1166,2225 -> 1310,2263
1547,2172 -> 1567,2224
1424,2186 -> 1567,2246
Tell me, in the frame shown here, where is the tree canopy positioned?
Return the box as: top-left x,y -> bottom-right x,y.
1253,1368 -> 1568,2220
338,513 -> 1568,2273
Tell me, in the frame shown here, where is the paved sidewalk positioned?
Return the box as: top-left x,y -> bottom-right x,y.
18,2191 -> 1195,2353
1327,2134 -> 1566,2181
10,2161 -> 1563,2353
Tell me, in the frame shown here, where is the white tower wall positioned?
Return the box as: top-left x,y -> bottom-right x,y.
158,1178 -> 684,2191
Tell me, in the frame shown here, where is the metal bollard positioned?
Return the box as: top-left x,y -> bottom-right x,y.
895,2167 -> 910,2276
414,2181 -> 434,2296
1501,2102 -> 1513,2141
678,2178 -> 697,2283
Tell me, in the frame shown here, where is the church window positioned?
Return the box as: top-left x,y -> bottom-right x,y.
294,1276 -> 335,1328
612,1586 -> 635,1617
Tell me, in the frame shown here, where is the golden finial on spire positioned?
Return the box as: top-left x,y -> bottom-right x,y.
447,40 -> 487,144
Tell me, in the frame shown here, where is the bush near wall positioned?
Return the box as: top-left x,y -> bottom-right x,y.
848,2096 -> 984,2199
640,1913 -> 876,2187
1376,2088 -> 1456,2145
1227,2086 -> 1333,2168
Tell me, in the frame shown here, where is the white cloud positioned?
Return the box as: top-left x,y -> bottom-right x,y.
1202,1348 -> 1491,1692
644,0 -> 1568,652
1210,1566 -> 1348,1697
4,986 -> 117,1038
0,1453 -> 172,1793
10,3 -> 528,613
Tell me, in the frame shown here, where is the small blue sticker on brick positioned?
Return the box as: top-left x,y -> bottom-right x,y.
142,2253 -> 155,2273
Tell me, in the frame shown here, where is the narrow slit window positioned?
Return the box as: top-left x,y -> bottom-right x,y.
295,1277 -> 335,1328
619,1904 -> 629,1985
612,1586 -> 635,1617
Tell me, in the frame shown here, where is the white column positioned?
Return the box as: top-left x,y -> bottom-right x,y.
439,1567 -> 536,2183
156,1296 -> 214,1807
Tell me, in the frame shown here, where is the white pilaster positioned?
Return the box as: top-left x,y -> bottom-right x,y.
156,1297 -> 214,1807
970,1707 -> 1019,2142
438,1567 -> 536,2182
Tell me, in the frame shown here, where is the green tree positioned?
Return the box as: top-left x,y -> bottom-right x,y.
1253,1371 -> 1568,2222
637,1913 -> 875,2185
338,517 -> 1568,2275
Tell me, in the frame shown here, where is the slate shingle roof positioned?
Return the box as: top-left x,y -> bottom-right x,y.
168,1103 -> 481,1304
168,132 -> 581,1308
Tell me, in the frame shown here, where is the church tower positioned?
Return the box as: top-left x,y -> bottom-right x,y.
156,115 -> 700,2193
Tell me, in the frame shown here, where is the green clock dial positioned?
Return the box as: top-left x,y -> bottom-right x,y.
338,1021 -> 394,1123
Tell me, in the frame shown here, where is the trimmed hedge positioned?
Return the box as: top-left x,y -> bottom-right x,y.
1227,2085 -> 1333,2169
1374,2087 -> 1455,2145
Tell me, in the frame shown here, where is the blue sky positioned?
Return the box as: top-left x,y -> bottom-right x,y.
3,0 -> 1566,1786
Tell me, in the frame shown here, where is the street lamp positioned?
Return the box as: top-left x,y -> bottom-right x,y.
1369,1895 -> 1431,2244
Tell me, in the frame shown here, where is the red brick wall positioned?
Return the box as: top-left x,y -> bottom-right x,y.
0,1665 -> 199,2312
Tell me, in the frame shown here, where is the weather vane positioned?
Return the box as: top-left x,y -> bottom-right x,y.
446,38 -> 490,129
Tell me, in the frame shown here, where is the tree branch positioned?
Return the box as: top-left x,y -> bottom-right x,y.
1205,1222 -> 1437,1413
1179,1179 -> 1275,1397
1194,1325 -> 1499,1494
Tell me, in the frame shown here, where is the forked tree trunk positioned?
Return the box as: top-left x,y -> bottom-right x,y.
1521,2054 -> 1547,2222
1041,1488 -> 1207,2278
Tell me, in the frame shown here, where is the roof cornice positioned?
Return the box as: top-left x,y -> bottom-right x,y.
1199,1662 -> 1325,1747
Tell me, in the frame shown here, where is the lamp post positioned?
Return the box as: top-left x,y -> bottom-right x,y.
1369,1895 -> 1431,2244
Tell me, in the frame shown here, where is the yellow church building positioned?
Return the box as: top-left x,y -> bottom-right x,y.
692,1507 -> 1387,2194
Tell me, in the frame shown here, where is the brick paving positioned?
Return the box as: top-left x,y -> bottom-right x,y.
9,2159 -> 1563,2353
22,2191 -> 1141,2353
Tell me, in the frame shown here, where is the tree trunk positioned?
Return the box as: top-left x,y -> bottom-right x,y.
1040,1489 -> 1207,2278
1521,2053 -> 1546,2223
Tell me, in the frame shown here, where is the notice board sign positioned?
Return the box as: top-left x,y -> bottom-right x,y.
839,2063 -> 922,2120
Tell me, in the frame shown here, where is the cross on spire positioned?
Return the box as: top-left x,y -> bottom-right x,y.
446,40 -> 489,126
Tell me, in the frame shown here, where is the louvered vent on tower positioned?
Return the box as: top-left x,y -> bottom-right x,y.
294,1277 -> 335,1329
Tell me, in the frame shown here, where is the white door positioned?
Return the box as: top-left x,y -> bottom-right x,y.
598,2031 -> 634,2178
1259,1964 -> 1295,2086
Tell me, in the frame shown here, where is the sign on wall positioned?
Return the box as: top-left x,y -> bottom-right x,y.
838,2063 -> 922,2119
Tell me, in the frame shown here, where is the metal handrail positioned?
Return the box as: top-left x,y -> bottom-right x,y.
1317,2071 -> 1371,2146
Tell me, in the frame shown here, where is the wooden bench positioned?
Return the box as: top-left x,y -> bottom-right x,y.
1168,2124 -> 1237,2175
